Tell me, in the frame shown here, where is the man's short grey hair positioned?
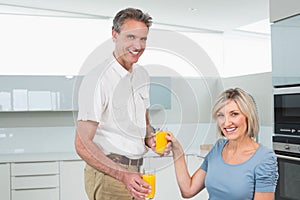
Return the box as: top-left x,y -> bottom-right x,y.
112,8 -> 152,33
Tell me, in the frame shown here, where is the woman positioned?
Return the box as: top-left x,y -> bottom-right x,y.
168,88 -> 278,200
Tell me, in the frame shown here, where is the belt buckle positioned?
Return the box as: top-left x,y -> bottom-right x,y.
128,158 -> 140,166
108,154 -> 121,164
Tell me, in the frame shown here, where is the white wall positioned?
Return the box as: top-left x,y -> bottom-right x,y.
0,14 -> 271,78
0,15 -> 111,75
222,31 -> 271,77
181,31 -> 271,78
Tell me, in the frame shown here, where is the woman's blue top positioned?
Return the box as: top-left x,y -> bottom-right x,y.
200,138 -> 278,200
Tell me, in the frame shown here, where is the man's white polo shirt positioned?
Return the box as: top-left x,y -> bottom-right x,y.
77,55 -> 150,159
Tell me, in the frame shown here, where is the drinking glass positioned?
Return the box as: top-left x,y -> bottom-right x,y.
142,168 -> 156,199
155,131 -> 168,154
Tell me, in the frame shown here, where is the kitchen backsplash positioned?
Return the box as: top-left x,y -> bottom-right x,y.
0,124 -> 216,156
0,124 -> 272,156
0,126 -> 76,154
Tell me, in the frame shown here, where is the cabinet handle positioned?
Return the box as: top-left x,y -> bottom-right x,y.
13,187 -> 58,191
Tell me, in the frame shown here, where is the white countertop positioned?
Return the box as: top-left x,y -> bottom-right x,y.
0,152 -> 81,163
0,150 -> 209,163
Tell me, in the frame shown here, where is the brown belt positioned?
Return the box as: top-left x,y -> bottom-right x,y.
107,153 -> 143,166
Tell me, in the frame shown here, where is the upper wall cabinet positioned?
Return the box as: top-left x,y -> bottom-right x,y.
271,14 -> 300,87
270,0 -> 300,23
0,76 -> 171,112
149,77 -> 171,110
0,76 -> 82,112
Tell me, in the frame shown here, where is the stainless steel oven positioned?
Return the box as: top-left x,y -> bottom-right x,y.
273,136 -> 300,200
274,86 -> 300,136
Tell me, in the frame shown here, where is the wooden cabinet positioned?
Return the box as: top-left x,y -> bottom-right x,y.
0,163 -> 10,200
11,162 -> 59,200
59,160 -> 88,200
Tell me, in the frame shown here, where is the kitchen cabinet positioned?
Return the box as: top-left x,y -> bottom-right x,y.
0,163 -> 10,200
271,14 -> 300,87
11,161 -> 60,200
60,160 -> 88,200
2,154 -> 208,199
0,75 -> 171,112
1,158 -> 88,200
149,77 -> 171,110
270,0 -> 300,23
12,188 -> 59,200
0,75 -> 82,112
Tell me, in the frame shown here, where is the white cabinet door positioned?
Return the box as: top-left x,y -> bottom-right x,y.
12,188 -> 59,200
60,160 -> 88,200
11,161 -> 59,176
271,15 -> 300,86
11,175 -> 59,189
0,163 -> 10,200
11,161 -> 60,200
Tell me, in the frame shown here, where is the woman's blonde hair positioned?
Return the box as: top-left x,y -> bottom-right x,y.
212,88 -> 259,138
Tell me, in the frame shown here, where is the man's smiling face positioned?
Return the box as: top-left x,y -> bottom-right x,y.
112,19 -> 149,70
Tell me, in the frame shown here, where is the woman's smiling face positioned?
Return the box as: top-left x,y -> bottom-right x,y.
216,100 -> 248,140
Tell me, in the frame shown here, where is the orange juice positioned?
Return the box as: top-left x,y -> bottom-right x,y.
142,174 -> 155,198
156,131 -> 168,154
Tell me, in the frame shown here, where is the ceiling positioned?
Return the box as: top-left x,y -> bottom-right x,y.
0,0 -> 270,33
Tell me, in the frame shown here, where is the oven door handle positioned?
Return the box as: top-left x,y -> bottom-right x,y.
276,154 -> 300,161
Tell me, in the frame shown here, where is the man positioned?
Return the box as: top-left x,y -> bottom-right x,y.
75,8 -> 171,200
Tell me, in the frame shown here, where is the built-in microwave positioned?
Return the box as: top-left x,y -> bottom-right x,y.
274,86 -> 300,136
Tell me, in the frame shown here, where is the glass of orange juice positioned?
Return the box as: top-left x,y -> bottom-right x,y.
142,169 -> 156,199
156,131 -> 168,154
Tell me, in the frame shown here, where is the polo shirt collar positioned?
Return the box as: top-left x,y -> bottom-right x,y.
111,53 -> 135,78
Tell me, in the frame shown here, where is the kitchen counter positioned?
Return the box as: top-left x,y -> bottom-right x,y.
0,150 -> 209,164
0,151 -> 81,163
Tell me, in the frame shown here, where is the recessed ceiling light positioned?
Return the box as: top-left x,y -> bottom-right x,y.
189,8 -> 197,12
